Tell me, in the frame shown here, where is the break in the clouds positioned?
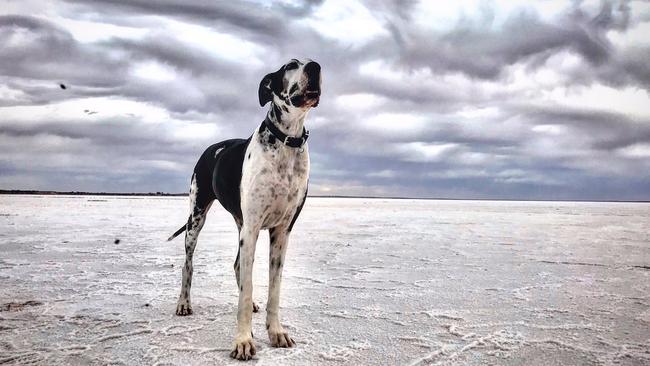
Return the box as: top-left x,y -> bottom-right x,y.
1,0 -> 649,200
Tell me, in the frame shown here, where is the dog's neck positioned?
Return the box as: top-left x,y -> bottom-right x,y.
267,101 -> 308,137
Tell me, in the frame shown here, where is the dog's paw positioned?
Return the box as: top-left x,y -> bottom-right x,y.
230,335 -> 256,360
252,302 -> 259,313
175,300 -> 192,316
268,327 -> 296,348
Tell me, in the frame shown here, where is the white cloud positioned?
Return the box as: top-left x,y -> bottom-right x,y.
541,84 -> 650,119
132,61 -> 177,82
168,122 -> 220,142
163,19 -> 265,66
427,169 -> 489,179
300,0 -> 389,46
335,93 -> 386,111
367,169 -> 396,178
362,113 -> 427,136
0,97 -> 171,124
494,169 -> 563,186
413,1 -> 569,32
532,124 -> 566,135
55,16 -> 149,43
136,159 -> 185,172
608,21 -> 650,48
396,142 -> 459,163
617,143 -> 650,158
0,84 -> 27,103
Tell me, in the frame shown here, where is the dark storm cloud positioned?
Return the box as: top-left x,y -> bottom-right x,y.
0,0 -> 649,199
523,106 -> 650,151
99,36 -> 259,114
0,15 -> 127,86
62,0 -> 286,36
389,2 -> 628,80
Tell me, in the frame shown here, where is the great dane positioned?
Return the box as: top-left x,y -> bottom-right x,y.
167,59 -> 321,360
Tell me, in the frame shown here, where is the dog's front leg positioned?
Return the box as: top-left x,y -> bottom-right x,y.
230,223 -> 260,360
266,226 -> 296,348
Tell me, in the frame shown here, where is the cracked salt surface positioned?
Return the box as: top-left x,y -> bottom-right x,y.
0,195 -> 648,365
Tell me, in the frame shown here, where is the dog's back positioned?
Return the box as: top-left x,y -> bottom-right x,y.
210,138 -> 250,224
167,138 -> 249,241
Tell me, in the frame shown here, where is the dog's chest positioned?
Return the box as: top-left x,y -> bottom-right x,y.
241,132 -> 309,228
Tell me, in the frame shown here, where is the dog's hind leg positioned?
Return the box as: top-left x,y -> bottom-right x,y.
265,226 -> 296,347
176,173 -> 213,316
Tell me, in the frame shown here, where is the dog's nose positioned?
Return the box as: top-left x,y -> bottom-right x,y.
304,61 -> 321,89
304,61 -> 320,76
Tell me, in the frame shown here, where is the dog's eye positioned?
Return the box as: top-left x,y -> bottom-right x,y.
285,61 -> 299,71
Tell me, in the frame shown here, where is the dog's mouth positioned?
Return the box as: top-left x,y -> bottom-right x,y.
304,90 -> 320,106
290,89 -> 320,108
305,90 -> 320,99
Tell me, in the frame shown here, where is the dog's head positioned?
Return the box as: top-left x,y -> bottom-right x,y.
258,59 -> 321,110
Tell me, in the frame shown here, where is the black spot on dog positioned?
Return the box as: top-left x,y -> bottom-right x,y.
289,84 -> 299,94
209,138 -> 250,223
282,105 -> 289,112
114,239 -> 120,244
248,152 -> 251,160
270,258 -> 276,268
239,239 -> 243,248
59,83 -> 66,89
285,60 -> 299,71
266,323 -> 270,330
288,189 -> 308,232
273,103 -> 283,121
240,284 -> 243,291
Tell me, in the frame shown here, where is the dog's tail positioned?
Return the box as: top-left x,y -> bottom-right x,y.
167,223 -> 187,241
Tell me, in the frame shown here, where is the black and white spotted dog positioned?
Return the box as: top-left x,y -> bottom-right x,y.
167,59 -> 321,360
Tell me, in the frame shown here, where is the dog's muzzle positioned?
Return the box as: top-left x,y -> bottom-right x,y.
304,61 -> 321,106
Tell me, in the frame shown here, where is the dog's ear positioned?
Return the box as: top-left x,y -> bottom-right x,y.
258,68 -> 283,107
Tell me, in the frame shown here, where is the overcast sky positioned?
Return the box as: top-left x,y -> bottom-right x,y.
1,1 -> 649,200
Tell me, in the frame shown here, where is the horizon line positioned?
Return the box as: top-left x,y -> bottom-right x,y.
1,189 -> 648,204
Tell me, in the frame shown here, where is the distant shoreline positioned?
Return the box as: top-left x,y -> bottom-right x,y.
1,189 -> 648,203
0,189 -> 186,197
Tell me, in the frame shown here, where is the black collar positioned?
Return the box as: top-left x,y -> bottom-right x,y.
261,116 -> 309,148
